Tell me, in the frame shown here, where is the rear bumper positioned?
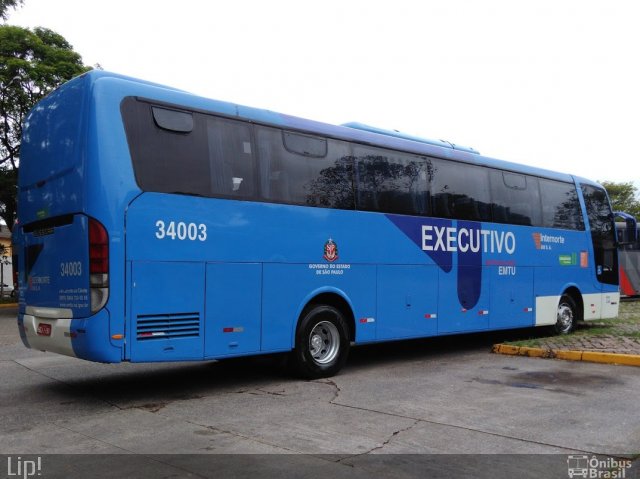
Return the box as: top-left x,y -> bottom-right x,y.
18,306 -> 122,362
19,313 -> 76,357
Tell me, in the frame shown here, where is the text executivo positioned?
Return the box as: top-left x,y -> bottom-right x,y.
421,225 -> 516,254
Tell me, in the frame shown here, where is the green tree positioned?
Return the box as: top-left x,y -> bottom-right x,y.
0,0 -> 24,21
0,24 -> 91,229
601,181 -> 640,218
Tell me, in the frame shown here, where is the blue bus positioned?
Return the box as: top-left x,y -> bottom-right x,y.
16,71 -> 620,378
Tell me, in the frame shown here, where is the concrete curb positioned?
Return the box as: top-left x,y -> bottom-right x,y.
492,343 -> 640,367
0,302 -> 17,309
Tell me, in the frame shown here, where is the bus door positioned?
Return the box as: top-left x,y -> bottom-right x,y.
581,185 -> 619,316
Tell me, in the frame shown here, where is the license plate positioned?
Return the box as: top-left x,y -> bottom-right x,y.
37,323 -> 52,336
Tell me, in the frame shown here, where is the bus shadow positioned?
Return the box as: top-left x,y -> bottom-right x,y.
44,355 -> 294,409
43,327 -> 549,407
345,326 -> 546,371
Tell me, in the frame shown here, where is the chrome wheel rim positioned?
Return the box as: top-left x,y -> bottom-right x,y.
309,321 -> 340,365
556,302 -> 574,333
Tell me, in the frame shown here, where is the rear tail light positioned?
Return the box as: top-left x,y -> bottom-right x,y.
89,219 -> 109,312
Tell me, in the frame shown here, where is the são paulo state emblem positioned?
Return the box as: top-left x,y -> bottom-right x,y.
323,238 -> 339,262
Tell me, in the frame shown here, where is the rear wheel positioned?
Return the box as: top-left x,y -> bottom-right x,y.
293,304 -> 350,379
552,294 -> 577,335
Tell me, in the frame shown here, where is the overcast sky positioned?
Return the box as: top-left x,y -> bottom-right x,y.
8,0 -> 640,188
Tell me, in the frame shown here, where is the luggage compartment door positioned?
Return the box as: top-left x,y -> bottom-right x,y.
130,261 -> 205,362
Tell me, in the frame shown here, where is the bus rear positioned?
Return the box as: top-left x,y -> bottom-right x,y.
16,74 -> 117,362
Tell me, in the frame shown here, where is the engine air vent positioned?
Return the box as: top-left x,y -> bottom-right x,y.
136,312 -> 200,341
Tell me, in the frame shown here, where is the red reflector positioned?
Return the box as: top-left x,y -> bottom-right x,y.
223,327 -> 245,333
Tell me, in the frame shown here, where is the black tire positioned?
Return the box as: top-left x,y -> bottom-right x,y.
292,304 -> 350,379
551,294 -> 577,335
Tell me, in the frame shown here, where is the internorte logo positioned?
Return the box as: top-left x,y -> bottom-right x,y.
533,232 -> 566,251
421,225 -> 516,254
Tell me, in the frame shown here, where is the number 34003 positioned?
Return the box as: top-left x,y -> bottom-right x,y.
155,220 -> 207,241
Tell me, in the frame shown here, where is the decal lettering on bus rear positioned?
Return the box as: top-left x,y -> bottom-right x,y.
58,288 -> 89,309
60,261 -> 82,277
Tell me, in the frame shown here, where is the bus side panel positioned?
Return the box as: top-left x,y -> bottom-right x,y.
69,310 -> 123,362
489,266 -> 535,329
437,266 -> 491,334
204,263 -> 262,358
376,265 -> 438,339
619,249 -> 640,296
129,261 -> 205,362
533,266 -> 588,325
261,264 -> 377,352
600,288 -> 620,319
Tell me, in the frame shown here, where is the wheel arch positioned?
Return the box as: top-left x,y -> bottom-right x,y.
562,286 -> 584,322
294,288 -> 356,345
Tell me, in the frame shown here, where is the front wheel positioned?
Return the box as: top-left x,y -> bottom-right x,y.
292,305 -> 350,379
552,294 -> 577,335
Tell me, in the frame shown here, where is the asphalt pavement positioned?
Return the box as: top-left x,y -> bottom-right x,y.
1,305 -> 638,478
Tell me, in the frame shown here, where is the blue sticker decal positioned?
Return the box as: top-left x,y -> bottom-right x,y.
456,220 -> 482,309
385,215 -> 488,310
386,215 -> 453,273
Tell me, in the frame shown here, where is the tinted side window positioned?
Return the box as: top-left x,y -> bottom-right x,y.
122,98 -> 256,200
207,117 -> 255,197
539,179 -> 584,230
256,126 -> 354,209
489,171 -> 541,226
354,146 -> 431,216
431,159 -> 491,221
